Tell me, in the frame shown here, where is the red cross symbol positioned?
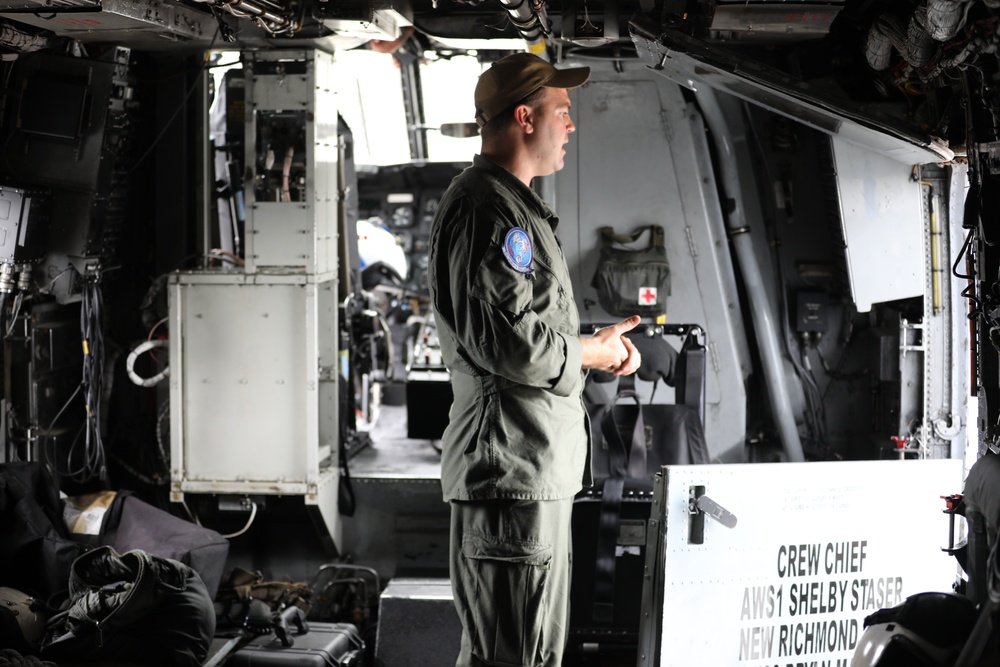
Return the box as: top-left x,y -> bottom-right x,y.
639,287 -> 657,306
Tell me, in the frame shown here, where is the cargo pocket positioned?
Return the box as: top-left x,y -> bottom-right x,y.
460,533 -> 552,667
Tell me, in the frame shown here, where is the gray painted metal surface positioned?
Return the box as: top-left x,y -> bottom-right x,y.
945,165 -> 972,460
0,0 -> 217,49
167,51 -> 344,543
917,164 -> 969,460
708,3 -> 841,40
630,23 -> 954,164
695,86 -> 804,463
168,271 -> 342,541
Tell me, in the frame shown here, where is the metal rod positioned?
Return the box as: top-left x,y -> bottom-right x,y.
694,86 -> 805,463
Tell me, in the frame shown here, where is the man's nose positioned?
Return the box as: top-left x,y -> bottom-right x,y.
567,116 -> 576,133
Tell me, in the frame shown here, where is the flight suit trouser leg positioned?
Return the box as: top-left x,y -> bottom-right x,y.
450,497 -> 573,667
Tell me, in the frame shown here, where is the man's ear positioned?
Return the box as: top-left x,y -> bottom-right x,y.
513,103 -> 534,134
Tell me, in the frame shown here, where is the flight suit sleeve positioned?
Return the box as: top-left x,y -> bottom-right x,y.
446,201 -> 581,397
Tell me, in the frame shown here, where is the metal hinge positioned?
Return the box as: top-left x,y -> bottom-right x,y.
688,485 -> 738,544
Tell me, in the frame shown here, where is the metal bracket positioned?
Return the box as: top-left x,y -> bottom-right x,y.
900,318 -> 925,356
940,493 -> 966,556
688,485 -> 738,544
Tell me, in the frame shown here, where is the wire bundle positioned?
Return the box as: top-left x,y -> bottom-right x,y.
41,275 -> 108,483
79,277 -> 107,483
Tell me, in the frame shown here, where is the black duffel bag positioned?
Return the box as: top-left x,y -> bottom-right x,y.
40,546 -> 216,667
0,462 -> 89,601
66,490 -> 229,599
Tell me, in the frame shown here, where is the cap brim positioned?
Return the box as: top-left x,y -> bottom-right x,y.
547,66 -> 591,89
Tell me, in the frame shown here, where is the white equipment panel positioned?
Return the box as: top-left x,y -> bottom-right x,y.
833,137 -> 925,313
167,272 -> 341,540
244,49 -> 340,279
639,459 -> 964,667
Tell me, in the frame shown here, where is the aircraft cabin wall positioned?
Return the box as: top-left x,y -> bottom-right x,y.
0,37 -> 973,595
551,55 -> 969,465
553,59 -> 750,462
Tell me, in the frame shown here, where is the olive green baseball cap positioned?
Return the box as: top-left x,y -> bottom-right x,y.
474,52 -> 590,127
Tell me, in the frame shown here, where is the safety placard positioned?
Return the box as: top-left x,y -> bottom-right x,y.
638,459 -> 965,667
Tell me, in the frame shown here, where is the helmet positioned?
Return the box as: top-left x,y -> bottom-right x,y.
852,591 -> 977,667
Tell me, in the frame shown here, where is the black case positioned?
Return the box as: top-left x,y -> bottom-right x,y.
228,622 -> 364,666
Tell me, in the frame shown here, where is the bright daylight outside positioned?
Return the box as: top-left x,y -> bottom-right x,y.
332,46 -> 488,166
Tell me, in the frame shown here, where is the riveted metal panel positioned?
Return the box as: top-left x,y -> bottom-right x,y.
244,50 -> 339,279
168,274 -> 337,504
172,278 -> 312,485
639,459 -> 963,666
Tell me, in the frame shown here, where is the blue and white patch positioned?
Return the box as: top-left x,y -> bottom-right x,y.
502,227 -> 534,274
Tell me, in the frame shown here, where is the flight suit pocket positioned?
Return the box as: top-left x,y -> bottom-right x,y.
459,534 -> 552,667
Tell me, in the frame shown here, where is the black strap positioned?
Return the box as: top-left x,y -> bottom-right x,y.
600,388 -> 648,480
675,330 -> 706,424
592,476 -> 625,624
591,379 -> 650,625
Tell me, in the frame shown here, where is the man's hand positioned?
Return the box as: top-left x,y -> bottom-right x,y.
581,315 -> 642,376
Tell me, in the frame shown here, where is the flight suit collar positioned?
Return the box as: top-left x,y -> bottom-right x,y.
473,154 -> 559,229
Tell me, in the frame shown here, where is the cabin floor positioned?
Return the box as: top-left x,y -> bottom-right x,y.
202,380 -> 642,666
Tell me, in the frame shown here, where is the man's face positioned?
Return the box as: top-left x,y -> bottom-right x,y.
524,86 -> 576,178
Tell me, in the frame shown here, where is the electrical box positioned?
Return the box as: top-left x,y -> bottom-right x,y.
244,50 -> 339,278
0,186 -> 49,263
795,291 -> 828,334
168,272 -> 341,541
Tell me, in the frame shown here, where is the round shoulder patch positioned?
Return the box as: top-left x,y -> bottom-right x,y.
502,227 -> 533,274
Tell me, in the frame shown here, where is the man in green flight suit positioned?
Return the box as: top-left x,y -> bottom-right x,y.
428,52 -> 643,667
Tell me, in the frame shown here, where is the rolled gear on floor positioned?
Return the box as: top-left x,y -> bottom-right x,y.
40,546 -> 216,667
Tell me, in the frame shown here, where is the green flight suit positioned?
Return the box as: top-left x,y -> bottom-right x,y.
428,154 -> 592,501
428,154 -> 591,667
